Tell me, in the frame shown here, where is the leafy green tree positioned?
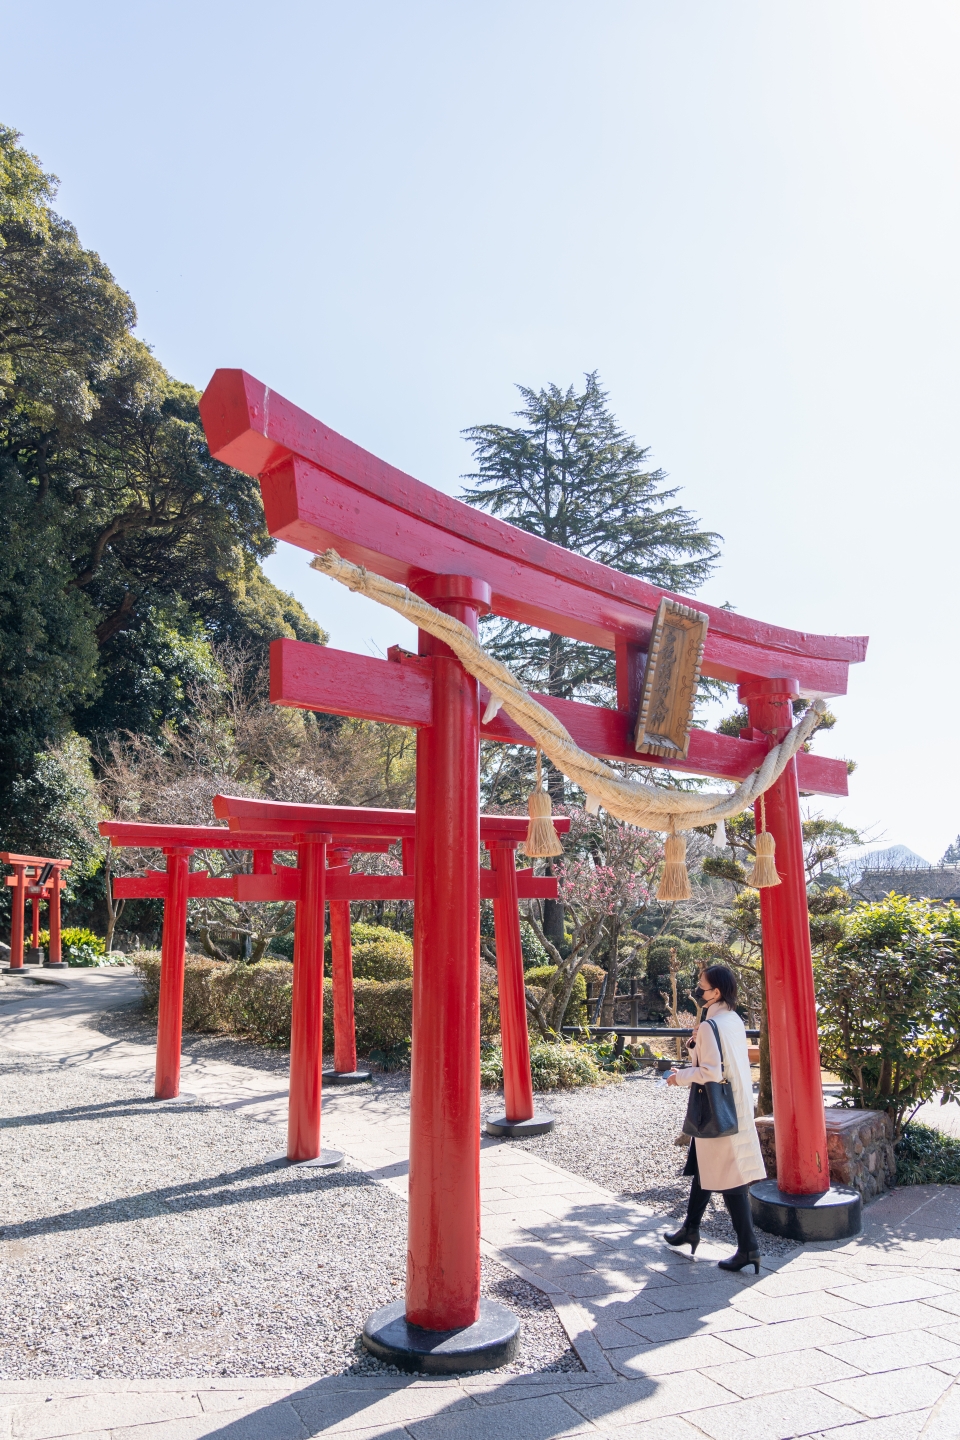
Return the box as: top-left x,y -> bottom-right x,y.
463,374 -> 720,940
814,895 -> 960,1134
0,125 -> 325,854
462,373 -> 720,712
942,836 -> 960,865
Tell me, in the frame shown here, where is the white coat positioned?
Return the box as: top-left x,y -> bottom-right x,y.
674,1003 -> 767,1192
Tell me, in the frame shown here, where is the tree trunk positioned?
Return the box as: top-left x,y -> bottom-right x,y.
599,917 -> 621,1028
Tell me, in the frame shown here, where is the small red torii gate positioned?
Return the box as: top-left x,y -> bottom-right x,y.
102,807 -> 566,1162
2,853 -> 70,973
209,794 -> 566,1135
199,368 -> 867,1370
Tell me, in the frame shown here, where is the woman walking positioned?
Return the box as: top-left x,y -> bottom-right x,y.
665,964 -> 766,1272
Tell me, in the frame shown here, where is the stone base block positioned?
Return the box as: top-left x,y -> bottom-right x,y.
755,1106 -> 895,1202
362,1298 -> 519,1373
484,1109 -> 555,1138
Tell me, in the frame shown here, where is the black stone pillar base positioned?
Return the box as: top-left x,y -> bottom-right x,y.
2,967 -> 34,977
43,960 -> 67,969
362,1298 -> 519,1373
750,1179 -> 862,1242
265,1149 -> 344,1169
484,1110 -> 556,1138
154,1092 -> 199,1107
25,948 -> 45,965
322,1069 -> 372,1086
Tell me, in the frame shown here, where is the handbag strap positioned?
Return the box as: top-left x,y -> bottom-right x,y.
705,1017 -> 726,1079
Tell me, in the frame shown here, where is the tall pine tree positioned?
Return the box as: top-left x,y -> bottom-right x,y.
462,374 -> 720,940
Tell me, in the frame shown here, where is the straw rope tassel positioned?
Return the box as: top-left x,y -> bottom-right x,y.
746,794 -> 781,889
522,748 -> 564,858
657,827 -> 692,902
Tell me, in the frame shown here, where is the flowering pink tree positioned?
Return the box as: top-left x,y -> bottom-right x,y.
524,808 -> 663,1039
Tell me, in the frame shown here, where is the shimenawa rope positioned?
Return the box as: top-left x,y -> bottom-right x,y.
311,551 -> 824,891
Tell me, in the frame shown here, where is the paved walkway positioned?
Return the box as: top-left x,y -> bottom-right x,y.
3,969 -> 960,1438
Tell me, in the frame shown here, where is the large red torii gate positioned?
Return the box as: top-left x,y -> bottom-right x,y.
200,369 -> 866,1371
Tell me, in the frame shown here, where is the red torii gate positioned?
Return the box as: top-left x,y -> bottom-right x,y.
199,368 -> 866,1370
102,808 -> 565,1157
210,794 -> 567,1134
2,853 -> 70,973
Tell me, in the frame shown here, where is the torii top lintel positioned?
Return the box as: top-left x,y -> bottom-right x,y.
199,369 -> 866,698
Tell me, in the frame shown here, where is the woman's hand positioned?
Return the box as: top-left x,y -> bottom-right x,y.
665,1070 -> 679,1086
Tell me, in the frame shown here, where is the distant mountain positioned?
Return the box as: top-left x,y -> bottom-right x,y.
844,845 -> 932,882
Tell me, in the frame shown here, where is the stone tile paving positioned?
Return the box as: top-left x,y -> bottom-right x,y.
4,970 -> 960,1436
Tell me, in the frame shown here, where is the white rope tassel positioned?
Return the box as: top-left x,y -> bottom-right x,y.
482,695 -> 503,724
714,818 -> 727,849
310,550 -> 826,833
585,794 -> 601,815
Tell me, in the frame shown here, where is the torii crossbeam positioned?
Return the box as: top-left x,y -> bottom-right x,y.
200,369 -> 867,1370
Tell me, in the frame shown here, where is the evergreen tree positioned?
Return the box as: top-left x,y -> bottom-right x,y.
463,374 -> 720,940
462,374 -> 720,708
942,837 -> 960,866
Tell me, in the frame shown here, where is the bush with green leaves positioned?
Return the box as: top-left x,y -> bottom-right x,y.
324,923 -> 413,981
132,950 -> 499,1055
39,926 -> 105,966
524,965 -> 590,1027
895,1123 -> 960,1185
814,895 -> 960,1134
481,1038 -> 603,1090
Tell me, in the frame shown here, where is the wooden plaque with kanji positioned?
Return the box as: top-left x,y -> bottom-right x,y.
633,599 -> 709,760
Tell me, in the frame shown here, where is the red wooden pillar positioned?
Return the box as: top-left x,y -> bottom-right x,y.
328,847 -> 358,1075
155,847 -> 193,1100
287,833 -> 330,1161
742,679 -> 829,1195
489,841 -> 534,1124
46,871 -> 65,968
407,575 -> 489,1331
31,896 -> 41,950
8,865 -> 26,970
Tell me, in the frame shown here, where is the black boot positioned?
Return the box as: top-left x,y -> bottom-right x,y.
718,1187 -> 761,1273
665,1175 -> 711,1254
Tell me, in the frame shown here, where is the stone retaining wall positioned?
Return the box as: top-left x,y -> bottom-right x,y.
755,1107 -> 896,1201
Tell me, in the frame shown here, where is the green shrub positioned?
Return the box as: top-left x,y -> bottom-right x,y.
814,895 -> 960,1134
325,924 -> 413,981
481,1038 -> 603,1090
39,926 -> 106,967
896,1123 -> 960,1185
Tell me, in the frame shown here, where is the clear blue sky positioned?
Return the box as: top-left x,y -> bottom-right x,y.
4,1 -> 958,861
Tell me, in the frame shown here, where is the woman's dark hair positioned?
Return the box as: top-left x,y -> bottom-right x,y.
701,964 -> 738,1009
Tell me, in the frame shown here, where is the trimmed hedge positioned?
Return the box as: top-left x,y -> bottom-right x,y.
324,924 -> 413,981
132,951 -> 500,1054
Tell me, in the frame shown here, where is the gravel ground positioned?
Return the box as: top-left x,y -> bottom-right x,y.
93,1003 -> 797,1254
0,1052 -> 579,1379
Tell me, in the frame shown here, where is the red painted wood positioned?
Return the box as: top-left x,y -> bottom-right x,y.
8,866 -> 25,969
328,856 -> 357,1075
287,837 -> 328,1161
1,852 -> 73,869
268,640 -> 849,797
47,868 -> 62,965
489,842 -> 535,1124
742,682 -> 830,1196
155,849 -> 192,1100
211,791 -> 570,839
407,585 -> 482,1330
113,873 -> 238,900
199,370 -> 866,693
262,457 -> 854,693
100,822 -> 299,851
31,897 -> 40,949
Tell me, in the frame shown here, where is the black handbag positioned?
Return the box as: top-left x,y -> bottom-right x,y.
681,1018 -> 739,1139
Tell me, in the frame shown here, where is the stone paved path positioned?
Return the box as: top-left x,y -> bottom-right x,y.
4,968 -> 960,1438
